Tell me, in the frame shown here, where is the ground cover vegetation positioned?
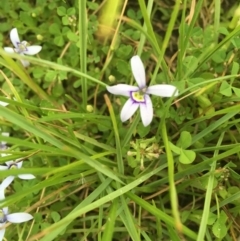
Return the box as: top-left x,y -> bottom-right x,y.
1,0 -> 240,240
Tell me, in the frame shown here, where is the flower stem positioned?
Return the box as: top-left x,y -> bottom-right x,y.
79,0 -> 88,107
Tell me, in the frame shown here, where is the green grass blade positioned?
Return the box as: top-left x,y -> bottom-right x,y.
33,165 -> 164,241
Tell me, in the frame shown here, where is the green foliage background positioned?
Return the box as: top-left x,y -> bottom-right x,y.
1,0 -> 240,240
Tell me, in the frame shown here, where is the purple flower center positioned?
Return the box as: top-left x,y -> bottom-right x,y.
0,144 -> 7,150
130,87 -> 147,103
16,41 -> 28,53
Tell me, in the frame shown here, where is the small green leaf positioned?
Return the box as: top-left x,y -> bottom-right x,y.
116,45 -> 133,58
231,61 -> 239,76
207,213 -> 217,225
49,23 -> 61,35
211,49 -> 226,64
73,79 -> 81,88
52,84 -> 64,97
54,36 -> 64,46
45,71 -> 57,82
127,155 -> 138,168
183,56 -> 198,72
67,7 -> 75,15
18,2 -> 30,11
116,60 -> 130,76
179,149 -> 196,164
67,31 -> 78,42
231,36 -> 240,48
218,26 -> 229,35
51,211 -> 61,222
232,87 -> 240,97
219,210 -> 228,223
137,123 -> 150,137
169,142 -> 181,155
218,187 -> 228,199
177,131 -> 192,149
62,16 -> 70,25
62,26 -> 71,34
220,81 -> 232,97
0,22 -> 11,31
212,219 -> 227,239
57,6 -> 66,16
20,12 -> 36,27
33,67 -> 45,79
197,95 -> 212,108
87,1 -> 99,10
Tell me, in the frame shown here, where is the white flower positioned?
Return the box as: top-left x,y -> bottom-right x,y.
0,161 -> 35,190
107,55 -> 179,126
4,28 -> 42,67
0,207 -> 33,241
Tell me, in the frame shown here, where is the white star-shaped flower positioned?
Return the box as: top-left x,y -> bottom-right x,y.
0,160 -> 35,191
0,137 -> 35,196
4,28 -> 42,67
0,207 -> 33,241
107,55 -> 179,126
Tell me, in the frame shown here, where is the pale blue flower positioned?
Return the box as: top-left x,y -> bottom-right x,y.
0,134 -> 35,197
0,160 -> 35,191
0,207 -> 33,241
4,28 -> 42,67
107,55 -> 179,126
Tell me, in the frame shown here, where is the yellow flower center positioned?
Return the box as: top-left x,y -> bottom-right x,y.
16,41 -> 28,53
131,88 -> 147,103
9,163 -> 18,170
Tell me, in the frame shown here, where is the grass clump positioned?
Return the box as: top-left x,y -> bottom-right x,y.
1,0 -> 240,240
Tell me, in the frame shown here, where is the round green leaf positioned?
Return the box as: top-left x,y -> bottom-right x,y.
179,149 -> 196,164
57,6 -> 66,16
212,220 -> 227,239
220,81 -> 232,97
177,131 -> 192,149
54,35 -> 64,46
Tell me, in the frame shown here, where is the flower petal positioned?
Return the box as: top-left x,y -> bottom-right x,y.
16,161 -> 23,169
0,225 -> 6,241
0,152 -> 9,157
0,166 -> 8,171
20,59 -> 30,67
10,28 -> 21,48
18,174 -> 35,180
130,55 -> 146,88
0,100 -> 9,107
0,189 -> 5,200
24,46 -> 42,55
120,98 -> 139,122
4,47 -> 15,53
107,84 -> 138,97
1,132 -> 9,145
5,161 -> 14,167
146,84 -> 179,97
139,95 -> 153,126
1,132 -> 9,138
7,212 -> 33,223
0,176 -> 15,189
3,207 -> 8,215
